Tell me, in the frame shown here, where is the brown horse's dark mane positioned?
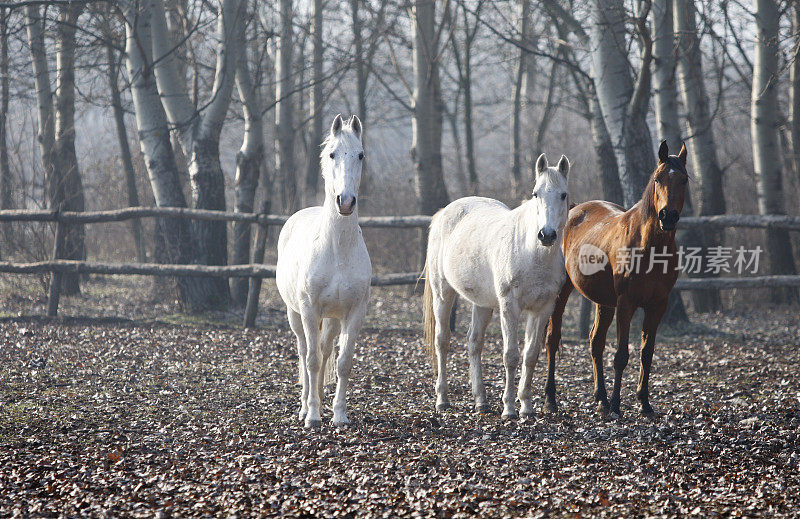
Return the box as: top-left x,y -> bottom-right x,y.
638,170 -> 659,222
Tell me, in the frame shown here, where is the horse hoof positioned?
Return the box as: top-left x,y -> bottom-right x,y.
305,419 -> 322,429
640,407 -> 656,419
475,404 -> 493,415
436,402 -> 452,412
520,412 -> 536,422
501,412 -> 518,421
542,402 -> 558,414
597,403 -> 611,420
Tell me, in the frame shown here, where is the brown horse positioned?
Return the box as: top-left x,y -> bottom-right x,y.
544,141 -> 688,418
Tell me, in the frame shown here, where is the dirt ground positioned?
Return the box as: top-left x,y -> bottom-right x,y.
0,279 -> 798,517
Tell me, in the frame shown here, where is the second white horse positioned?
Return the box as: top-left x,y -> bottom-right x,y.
423,154 -> 571,419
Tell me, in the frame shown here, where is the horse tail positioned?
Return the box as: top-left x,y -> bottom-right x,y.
423,262 -> 437,370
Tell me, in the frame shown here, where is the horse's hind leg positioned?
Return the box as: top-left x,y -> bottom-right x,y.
637,301 -> 667,418
544,280 -> 573,414
518,305 -> 552,418
288,310 -> 309,422
466,305 -> 493,413
610,298 -> 635,417
590,304 -> 615,419
317,318 -> 341,407
433,286 -> 457,412
332,299 -> 367,426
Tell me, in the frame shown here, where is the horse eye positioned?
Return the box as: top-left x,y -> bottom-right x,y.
359,152 -> 364,160
329,153 -> 335,159
533,192 -> 539,198
561,193 -> 567,200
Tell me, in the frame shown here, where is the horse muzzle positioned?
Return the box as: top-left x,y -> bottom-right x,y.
537,228 -> 558,246
658,209 -> 680,231
336,194 -> 357,215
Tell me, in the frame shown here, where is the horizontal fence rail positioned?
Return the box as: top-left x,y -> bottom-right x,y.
1,208 -> 799,231
0,207 -> 798,323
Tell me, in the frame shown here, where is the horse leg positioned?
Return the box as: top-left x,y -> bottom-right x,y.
466,304 -> 493,413
590,304 -> 615,419
332,300 -> 367,426
317,318 -> 341,407
433,286 -> 457,412
637,301 -> 667,417
288,310 -> 309,422
518,305 -> 552,418
610,299 -> 634,417
544,280 -> 573,414
299,308 -> 323,428
499,301 -> 521,419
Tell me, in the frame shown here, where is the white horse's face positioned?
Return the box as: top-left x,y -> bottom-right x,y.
531,154 -> 570,247
321,114 -> 364,216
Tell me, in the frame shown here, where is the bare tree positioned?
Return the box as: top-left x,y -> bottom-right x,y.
103,12 -> 146,263
0,6 -> 11,242
590,0 -> 654,206
275,0 -> 296,213
510,0 -> 528,196
751,0 -> 798,303
25,4 -> 86,294
303,0 -> 324,205
231,15 -> 267,307
412,0 -> 449,217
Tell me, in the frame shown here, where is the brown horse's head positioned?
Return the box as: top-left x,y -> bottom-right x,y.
641,140 -> 689,232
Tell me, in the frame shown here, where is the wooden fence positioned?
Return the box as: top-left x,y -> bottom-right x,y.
0,207 -> 798,325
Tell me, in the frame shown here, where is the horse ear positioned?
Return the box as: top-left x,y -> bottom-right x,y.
350,115 -> 362,140
678,142 -> 688,165
330,114 -> 344,137
557,155 -> 570,178
535,153 -> 548,177
658,140 -> 669,163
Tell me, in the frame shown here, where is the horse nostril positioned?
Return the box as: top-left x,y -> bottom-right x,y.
352,196 -> 357,207
538,230 -> 545,241
658,209 -> 667,221
336,195 -> 342,207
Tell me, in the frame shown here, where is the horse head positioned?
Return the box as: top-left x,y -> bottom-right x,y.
644,140 -> 689,232
532,153 -> 570,246
321,114 -> 364,216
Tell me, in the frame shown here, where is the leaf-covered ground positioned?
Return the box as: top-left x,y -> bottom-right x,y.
0,291 -> 798,516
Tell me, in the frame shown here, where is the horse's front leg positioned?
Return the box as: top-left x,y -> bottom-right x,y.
544,280 -> 572,413
332,299 -> 367,426
518,306 -> 551,418
466,305 -> 493,413
287,310 -> 309,422
498,300 -> 521,420
300,307 -> 323,428
637,301 -> 667,418
610,298 -> 634,417
590,304 -> 615,419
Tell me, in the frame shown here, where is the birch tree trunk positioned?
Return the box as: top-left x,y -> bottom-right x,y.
0,8 -> 11,248
412,0 -> 448,217
751,0 -> 798,303
790,2 -> 800,196
231,28 -> 265,307
590,0 -> 654,206
105,27 -> 146,263
151,0 -> 244,308
121,0 -> 208,311
276,0 -> 297,214
653,0 -> 716,313
303,0 -> 324,205
511,0 -> 530,196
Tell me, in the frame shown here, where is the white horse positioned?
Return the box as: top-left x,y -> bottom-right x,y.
423,154 -> 571,419
276,114 -> 371,428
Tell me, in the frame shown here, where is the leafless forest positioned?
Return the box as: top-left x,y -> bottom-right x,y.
0,0 -> 799,516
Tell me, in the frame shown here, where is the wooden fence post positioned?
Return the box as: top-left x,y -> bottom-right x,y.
46,207 -> 66,317
244,201 -> 271,328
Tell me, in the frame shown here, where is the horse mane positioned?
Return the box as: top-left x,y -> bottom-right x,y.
639,172 -> 658,221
